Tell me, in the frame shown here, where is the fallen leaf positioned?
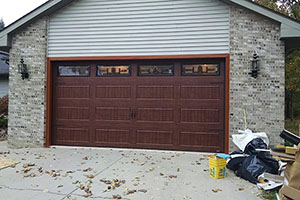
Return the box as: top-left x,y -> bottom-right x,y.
80,184 -> 85,190
127,189 -> 137,195
57,185 -> 63,188
112,195 -> 122,199
83,168 -> 92,172
86,174 -> 94,179
23,163 -> 35,168
238,188 -> 244,191
38,167 -> 43,173
177,168 -> 180,172
149,168 -> 155,172
169,175 -> 177,178
159,173 -> 164,176
138,189 -> 147,193
72,180 -> 79,184
82,157 -> 88,160
212,188 -> 222,193
23,168 -> 32,173
83,192 -> 92,198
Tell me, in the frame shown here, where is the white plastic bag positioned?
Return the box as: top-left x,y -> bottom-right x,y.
232,129 -> 269,151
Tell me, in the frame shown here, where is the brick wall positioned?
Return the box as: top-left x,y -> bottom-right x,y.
8,17 -> 48,148
229,7 -> 285,150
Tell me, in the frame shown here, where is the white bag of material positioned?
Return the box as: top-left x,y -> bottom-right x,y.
232,129 -> 269,151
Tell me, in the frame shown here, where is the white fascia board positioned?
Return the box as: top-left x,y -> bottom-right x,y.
0,35 -> 8,47
0,0 -> 65,48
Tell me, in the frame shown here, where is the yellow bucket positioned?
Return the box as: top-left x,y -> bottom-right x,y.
209,156 -> 227,179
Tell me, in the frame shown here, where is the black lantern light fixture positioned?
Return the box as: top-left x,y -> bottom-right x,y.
18,58 -> 29,80
249,53 -> 260,79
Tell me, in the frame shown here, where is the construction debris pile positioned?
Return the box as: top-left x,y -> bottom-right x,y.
226,129 -> 300,199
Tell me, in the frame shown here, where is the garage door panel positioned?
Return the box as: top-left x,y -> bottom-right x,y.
178,131 -> 220,148
54,127 -> 90,143
136,85 -> 174,99
94,129 -> 130,144
180,85 -> 222,100
56,107 -> 90,120
180,108 -> 220,123
55,86 -> 91,99
136,108 -> 174,122
178,101 -> 223,108
136,130 -> 173,146
178,124 -> 223,131
95,107 -> 131,121
95,86 -> 131,99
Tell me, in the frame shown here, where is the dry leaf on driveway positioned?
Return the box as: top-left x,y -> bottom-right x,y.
138,189 -> 147,193
112,194 -> 122,199
212,188 -> 222,193
23,163 -> 35,168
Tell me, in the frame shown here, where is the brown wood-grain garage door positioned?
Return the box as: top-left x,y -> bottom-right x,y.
52,58 -> 225,152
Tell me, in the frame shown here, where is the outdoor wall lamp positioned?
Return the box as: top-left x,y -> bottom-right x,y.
249,53 -> 260,79
18,58 -> 29,80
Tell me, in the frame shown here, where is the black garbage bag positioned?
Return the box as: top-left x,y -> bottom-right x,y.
236,151 -> 279,184
227,152 -> 247,172
244,138 -> 267,155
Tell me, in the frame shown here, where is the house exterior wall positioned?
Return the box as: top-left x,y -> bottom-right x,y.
8,17 -> 48,148
6,3 -> 285,151
229,6 -> 285,150
48,0 -> 230,57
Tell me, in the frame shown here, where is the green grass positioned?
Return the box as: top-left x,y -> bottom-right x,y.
260,190 -> 278,200
285,118 -> 300,136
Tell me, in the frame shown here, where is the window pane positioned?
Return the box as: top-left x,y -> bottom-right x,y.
58,66 -> 90,77
182,64 -> 219,76
139,65 -> 173,76
97,65 -> 130,76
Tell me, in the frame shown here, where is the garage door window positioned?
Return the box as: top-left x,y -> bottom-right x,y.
138,65 -> 174,76
58,66 -> 90,77
97,65 -> 130,76
182,64 -> 219,76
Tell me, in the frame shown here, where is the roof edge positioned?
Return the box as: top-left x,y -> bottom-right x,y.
0,0 -> 73,48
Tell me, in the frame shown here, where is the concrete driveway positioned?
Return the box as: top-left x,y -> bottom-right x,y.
0,141 -> 261,200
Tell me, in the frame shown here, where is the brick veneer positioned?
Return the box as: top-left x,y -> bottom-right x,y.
8,17 -> 48,148
229,7 -> 285,150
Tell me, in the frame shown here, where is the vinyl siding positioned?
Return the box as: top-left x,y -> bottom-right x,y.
48,0 -> 230,57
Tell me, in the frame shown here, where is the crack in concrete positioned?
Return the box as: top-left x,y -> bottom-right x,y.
0,184 -> 67,196
60,154 -> 127,200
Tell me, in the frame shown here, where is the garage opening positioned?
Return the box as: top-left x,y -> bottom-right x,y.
51,58 -> 225,152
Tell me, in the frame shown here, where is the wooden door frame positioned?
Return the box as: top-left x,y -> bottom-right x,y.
45,54 -> 230,153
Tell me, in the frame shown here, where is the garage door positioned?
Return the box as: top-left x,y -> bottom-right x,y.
52,59 -> 225,152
